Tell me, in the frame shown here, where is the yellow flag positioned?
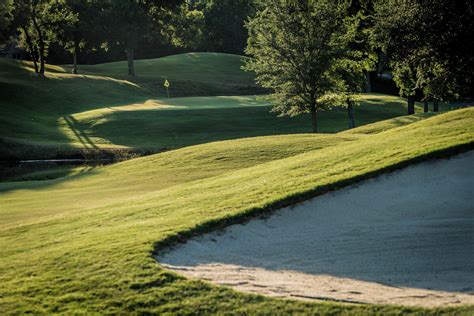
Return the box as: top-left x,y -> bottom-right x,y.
164,79 -> 170,88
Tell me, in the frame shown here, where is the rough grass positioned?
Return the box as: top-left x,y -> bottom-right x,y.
1,108 -> 473,314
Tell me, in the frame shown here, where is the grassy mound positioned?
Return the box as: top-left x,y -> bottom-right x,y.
1,108 -> 473,314
75,52 -> 263,96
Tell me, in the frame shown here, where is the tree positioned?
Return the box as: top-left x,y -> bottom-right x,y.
346,0 -> 377,93
338,10 -> 377,128
101,0 -> 147,76
374,0 -> 473,114
11,0 -> 74,75
0,0 -> 13,43
319,58 -> 369,129
58,0 -> 99,74
417,0 -> 473,111
418,58 -> 455,112
203,0 -> 256,54
102,0 -> 183,76
156,2 -> 205,51
245,0 -> 350,133
374,0 -> 421,114
418,0 -> 473,99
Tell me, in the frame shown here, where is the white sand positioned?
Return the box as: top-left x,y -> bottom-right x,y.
157,152 -> 474,307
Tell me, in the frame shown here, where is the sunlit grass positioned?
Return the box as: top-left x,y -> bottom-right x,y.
1,108 -> 473,314
1,55 -> 469,160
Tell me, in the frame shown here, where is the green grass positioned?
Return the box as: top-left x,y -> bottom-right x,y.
1,108 -> 473,314
0,163 -> 93,182
74,52 -> 263,96
2,53 -> 470,160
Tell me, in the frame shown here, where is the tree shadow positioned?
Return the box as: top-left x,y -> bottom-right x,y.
0,163 -> 101,194
63,116 -> 98,150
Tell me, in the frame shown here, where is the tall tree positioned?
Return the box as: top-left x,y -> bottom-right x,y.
417,0 -> 473,109
165,3 -> 205,50
102,0 -> 183,76
0,0 -> 12,43
11,0 -> 74,75
203,0 -> 255,54
374,0 -> 473,114
245,0 -> 349,133
346,0 -> 377,92
374,0 -> 421,114
317,13 -> 373,129
58,0 -> 99,74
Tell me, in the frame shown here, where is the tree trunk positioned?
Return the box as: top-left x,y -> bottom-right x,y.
21,26 -> 38,73
407,96 -> 415,115
72,40 -> 79,74
348,102 -> 355,129
365,72 -> 372,93
310,101 -> 318,133
127,48 -> 135,76
423,101 -> 429,113
31,13 -> 45,75
38,41 -> 45,75
433,100 -> 439,112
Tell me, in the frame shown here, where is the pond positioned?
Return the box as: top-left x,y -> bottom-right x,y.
0,159 -> 116,182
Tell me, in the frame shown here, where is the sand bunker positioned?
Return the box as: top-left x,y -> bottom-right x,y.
157,152 -> 474,307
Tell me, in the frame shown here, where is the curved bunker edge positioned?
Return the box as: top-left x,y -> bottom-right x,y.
156,152 -> 474,307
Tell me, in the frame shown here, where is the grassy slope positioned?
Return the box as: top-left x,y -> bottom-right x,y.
0,53 -> 258,159
1,108 -> 473,314
66,93 -> 422,151
0,58 -> 152,159
75,52 -> 262,96
2,54 -> 467,160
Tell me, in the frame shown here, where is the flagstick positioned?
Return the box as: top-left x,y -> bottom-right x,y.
164,79 -> 170,99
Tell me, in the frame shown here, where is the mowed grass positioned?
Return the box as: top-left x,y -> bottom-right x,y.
1,108 -> 473,314
74,52 -> 263,96
1,54 -> 468,159
1,53 -> 259,159
65,93 -> 424,151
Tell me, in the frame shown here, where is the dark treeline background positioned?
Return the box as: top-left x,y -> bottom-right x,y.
0,0 -> 472,100
1,0 -> 256,66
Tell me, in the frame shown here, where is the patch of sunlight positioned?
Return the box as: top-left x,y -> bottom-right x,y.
71,96 -> 272,123
18,60 -> 68,74
45,72 -> 142,88
71,100 -> 175,121
56,116 -> 123,149
16,60 -> 142,89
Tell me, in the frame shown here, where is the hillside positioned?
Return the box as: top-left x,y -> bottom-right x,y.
2,54 -> 464,160
1,108 -> 473,314
74,52 -> 263,96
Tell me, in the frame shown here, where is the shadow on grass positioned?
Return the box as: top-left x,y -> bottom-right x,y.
63,116 -> 98,150
0,163 -> 102,194
79,101 -> 412,150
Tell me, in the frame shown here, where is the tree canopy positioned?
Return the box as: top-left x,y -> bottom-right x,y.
245,0 -> 369,132
374,0 -> 473,112
0,0 -> 471,118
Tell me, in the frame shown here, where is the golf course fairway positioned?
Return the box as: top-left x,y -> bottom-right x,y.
0,54 -> 464,160
1,107 -> 473,314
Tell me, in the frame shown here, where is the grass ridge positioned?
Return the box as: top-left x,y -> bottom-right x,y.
152,140 -> 474,256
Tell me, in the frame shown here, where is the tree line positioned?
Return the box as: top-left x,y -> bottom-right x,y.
0,0 -> 256,76
246,0 -> 473,132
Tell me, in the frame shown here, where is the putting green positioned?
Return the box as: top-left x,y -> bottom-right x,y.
0,54 -> 467,159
